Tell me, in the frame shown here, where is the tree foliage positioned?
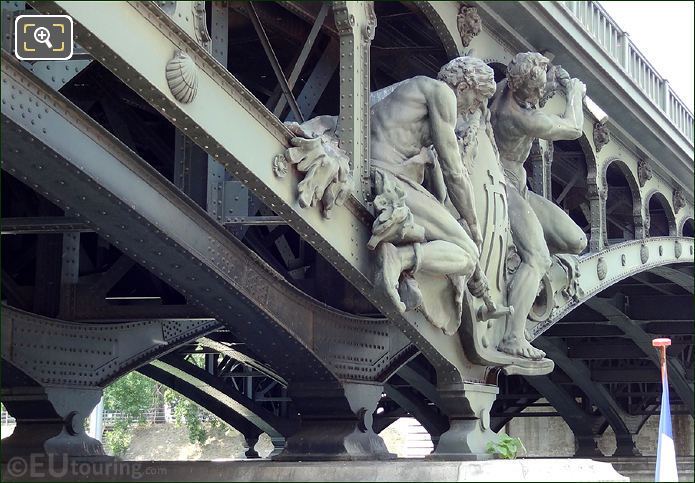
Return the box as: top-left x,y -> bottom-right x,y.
102,365 -> 222,455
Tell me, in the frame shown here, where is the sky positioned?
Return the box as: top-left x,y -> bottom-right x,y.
599,1 -> 694,111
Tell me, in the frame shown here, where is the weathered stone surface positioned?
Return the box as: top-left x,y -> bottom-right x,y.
1,459 -> 629,482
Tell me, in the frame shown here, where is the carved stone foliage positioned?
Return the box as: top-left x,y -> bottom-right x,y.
673,188 -> 685,213
284,117 -> 352,219
593,120 -> 610,152
368,171 -> 425,250
638,158 -> 652,187
457,5 -> 481,47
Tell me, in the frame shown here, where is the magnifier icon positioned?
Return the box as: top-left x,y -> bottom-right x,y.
33,26 -> 53,49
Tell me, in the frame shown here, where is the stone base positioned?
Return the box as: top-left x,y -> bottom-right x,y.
1,459 -> 628,481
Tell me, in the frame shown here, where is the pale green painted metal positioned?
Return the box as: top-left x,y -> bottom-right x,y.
30,0 -> 485,385
529,236 -> 695,338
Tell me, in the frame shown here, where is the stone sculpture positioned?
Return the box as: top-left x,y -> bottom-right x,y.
638,158 -> 653,187
368,57 -> 496,334
283,116 -> 352,219
673,187 -> 685,214
457,5 -> 482,48
284,54 -> 581,369
490,52 -> 588,360
593,119 -> 610,152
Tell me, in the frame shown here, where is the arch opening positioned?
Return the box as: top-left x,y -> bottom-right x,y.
604,161 -> 640,245
647,192 -> 676,237
682,218 -> 694,238
551,139 -> 591,243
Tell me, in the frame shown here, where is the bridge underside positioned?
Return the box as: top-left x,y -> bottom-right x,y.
1,0 -> 693,464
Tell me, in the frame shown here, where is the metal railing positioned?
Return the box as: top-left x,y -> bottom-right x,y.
1,410 -> 16,426
562,1 -> 694,144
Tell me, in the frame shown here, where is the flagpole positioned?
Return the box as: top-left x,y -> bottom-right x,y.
652,337 -> 678,482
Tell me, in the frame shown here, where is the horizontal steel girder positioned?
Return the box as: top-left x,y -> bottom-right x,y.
1,52 -> 409,384
0,304 -> 219,386
27,1 -> 479,383
530,237 -> 694,338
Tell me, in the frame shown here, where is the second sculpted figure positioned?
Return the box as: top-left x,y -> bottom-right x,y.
369,57 -> 496,332
490,52 -> 588,359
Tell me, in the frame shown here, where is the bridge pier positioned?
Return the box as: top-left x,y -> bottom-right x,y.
613,434 -> 641,457
275,382 -> 393,461
1,385 -> 106,462
574,435 -> 603,457
428,383 -> 498,460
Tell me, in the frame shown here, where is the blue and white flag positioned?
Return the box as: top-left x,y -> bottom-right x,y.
655,351 -> 678,482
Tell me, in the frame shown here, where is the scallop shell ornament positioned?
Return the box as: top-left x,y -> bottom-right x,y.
166,51 -> 198,104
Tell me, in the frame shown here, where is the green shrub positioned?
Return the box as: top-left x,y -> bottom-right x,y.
104,420 -> 133,456
486,434 -> 526,459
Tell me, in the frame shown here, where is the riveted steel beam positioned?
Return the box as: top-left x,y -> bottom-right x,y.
585,296 -> 694,414
273,2 -> 329,118
533,337 -> 640,456
26,1 -> 479,384
198,337 -> 286,386
0,304 -> 219,386
649,265 -> 694,293
1,216 -> 91,234
333,1 -> 375,203
247,3 -> 303,123
1,53 -> 414,386
150,355 -> 294,438
530,237 -> 694,339
138,363 -> 263,440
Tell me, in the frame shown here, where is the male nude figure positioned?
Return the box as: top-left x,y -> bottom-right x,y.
490,52 -> 588,359
370,57 -> 495,318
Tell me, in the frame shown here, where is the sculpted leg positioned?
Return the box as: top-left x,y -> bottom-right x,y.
528,191 -> 587,255
374,181 -> 484,312
500,188 -> 549,360
375,238 -> 478,312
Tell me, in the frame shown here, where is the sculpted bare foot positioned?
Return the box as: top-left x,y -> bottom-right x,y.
376,243 -> 406,313
498,334 -> 546,360
399,276 -> 423,311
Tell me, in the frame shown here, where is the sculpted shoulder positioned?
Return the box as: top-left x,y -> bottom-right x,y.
390,76 -> 455,104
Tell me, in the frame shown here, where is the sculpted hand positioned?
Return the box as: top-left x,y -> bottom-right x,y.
467,267 -> 489,299
569,78 -> 586,98
553,66 -> 570,89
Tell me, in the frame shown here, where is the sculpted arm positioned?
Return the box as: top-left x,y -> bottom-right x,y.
426,83 -> 483,249
521,78 -> 585,141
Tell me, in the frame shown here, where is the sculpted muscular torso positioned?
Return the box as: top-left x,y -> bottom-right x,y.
490,52 -> 588,359
369,58 -> 495,324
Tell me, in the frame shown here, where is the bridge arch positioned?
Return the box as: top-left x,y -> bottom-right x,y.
412,2 -> 461,59
645,190 -> 677,236
602,158 -> 644,243
680,217 -> 694,237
